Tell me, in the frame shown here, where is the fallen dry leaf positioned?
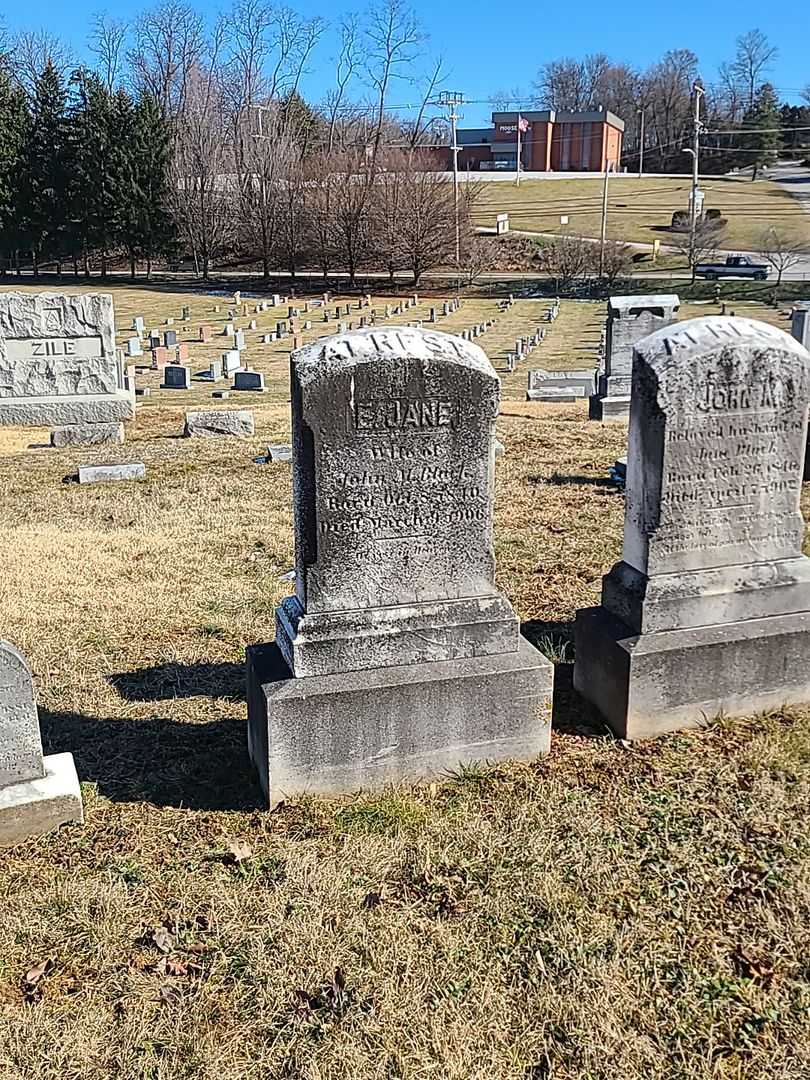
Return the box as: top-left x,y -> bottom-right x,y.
159,956 -> 190,977
151,926 -> 175,954
159,984 -> 182,1005
226,840 -> 253,864
24,958 -> 54,986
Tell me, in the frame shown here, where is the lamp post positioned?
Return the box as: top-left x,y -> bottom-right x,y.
438,91 -> 464,294
637,107 -> 645,178
685,81 -> 705,277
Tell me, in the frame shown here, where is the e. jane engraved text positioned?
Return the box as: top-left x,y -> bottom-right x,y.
354,396 -> 458,433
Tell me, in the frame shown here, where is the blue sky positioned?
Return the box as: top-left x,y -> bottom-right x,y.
7,0 -> 809,125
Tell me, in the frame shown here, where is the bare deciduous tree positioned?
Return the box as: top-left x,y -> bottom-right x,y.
670,218 -> 727,282
88,14 -> 128,94
393,155 -> 458,284
731,28 -> 778,112
365,0 -> 423,166
170,49 -> 233,280
591,239 -> 634,285
325,16 -> 361,153
758,225 -> 807,286
129,1 -> 205,118
541,232 -> 592,289
330,150 -> 373,287
406,56 -> 446,148
462,235 -> 500,286
11,29 -> 74,96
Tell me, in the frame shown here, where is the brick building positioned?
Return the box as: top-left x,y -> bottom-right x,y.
455,108 -> 624,173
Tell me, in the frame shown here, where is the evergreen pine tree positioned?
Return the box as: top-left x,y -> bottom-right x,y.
21,62 -> 69,276
125,91 -> 176,279
743,83 -> 780,181
66,69 -> 117,276
0,67 -> 30,273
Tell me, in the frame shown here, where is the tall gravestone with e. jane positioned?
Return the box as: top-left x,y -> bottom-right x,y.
589,294 -> 680,421
246,327 -> 553,804
0,292 -> 133,426
0,641 -> 83,846
575,315 -> 810,738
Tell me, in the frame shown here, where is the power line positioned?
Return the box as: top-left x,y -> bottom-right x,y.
704,125 -> 810,136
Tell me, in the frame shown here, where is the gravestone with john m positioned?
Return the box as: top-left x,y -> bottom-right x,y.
575,315 -> 810,737
246,326 -> 553,804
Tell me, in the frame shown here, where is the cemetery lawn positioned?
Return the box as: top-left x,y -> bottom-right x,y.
471,174 -> 810,252
0,284 -> 809,1079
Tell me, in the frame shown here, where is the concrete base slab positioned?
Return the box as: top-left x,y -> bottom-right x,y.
247,638 -> 554,805
574,606 -> 810,740
0,393 -> 134,426
0,753 -> 84,847
275,593 -> 520,678
50,422 -> 125,447
589,394 -> 631,421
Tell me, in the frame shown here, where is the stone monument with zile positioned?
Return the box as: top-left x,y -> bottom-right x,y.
575,315 -> 810,737
247,326 -> 553,803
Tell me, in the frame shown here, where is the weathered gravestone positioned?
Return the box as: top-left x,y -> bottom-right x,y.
233,370 -> 265,392
0,641 -> 83,846
791,305 -> 810,480
246,327 -> 553,804
162,364 -> 191,390
575,315 -> 810,738
184,409 -> 254,437
589,294 -> 680,421
527,368 -> 597,401
0,293 -> 134,426
792,304 -> 810,350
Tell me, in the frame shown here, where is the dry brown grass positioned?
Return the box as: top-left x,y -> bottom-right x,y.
0,283 -> 809,1080
472,174 -> 810,251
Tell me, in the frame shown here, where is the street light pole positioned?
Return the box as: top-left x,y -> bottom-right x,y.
688,81 -> 704,276
599,159 -> 611,278
638,107 -> 645,178
439,91 -> 464,294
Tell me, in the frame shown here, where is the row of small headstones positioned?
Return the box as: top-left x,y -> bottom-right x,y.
505,300 -> 560,372
125,294 -> 466,396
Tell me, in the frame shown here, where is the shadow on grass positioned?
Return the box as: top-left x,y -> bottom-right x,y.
108,661 -> 246,702
521,618 -> 607,739
528,473 -> 618,489
39,708 -> 261,810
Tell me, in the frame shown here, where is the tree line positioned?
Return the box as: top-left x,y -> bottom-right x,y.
0,9 -> 805,283
0,0 -> 474,283
532,29 -> 809,176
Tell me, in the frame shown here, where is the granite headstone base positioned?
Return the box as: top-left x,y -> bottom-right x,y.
0,392 -> 134,426
50,422 -> 125,447
246,639 -> 554,805
0,752 -> 84,848
588,394 -> 631,421
574,605 -> 810,740
275,593 -> 520,678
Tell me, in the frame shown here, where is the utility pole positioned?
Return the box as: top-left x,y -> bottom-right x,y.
638,107 -> 645,177
599,158 -> 612,278
439,90 -> 464,293
688,81 -> 705,276
516,114 -> 522,187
